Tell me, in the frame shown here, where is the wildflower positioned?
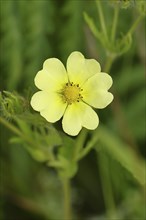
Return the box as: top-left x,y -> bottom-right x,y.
31,51 -> 113,136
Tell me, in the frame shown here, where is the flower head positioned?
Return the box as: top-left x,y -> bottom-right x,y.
31,51 -> 113,136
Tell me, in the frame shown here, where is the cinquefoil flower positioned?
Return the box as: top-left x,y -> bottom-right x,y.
31,51 -> 113,136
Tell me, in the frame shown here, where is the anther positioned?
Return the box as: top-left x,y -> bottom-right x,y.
61,82 -> 84,104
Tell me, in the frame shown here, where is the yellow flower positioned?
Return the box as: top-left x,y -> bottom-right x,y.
31,51 -> 113,136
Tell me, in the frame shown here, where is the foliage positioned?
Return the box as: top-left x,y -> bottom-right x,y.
0,0 -> 145,220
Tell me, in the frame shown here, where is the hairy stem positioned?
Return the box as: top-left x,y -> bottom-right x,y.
0,116 -> 25,140
0,116 -> 57,163
0,116 -> 37,149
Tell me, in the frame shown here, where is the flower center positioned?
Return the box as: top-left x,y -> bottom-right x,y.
62,82 -> 83,104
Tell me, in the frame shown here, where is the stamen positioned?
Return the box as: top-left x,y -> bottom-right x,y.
61,82 -> 83,104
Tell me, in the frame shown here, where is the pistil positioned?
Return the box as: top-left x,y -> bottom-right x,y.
62,82 -> 83,104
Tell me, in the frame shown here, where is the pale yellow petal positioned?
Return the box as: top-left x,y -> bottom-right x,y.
98,72 -> 113,89
43,58 -> 68,84
81,103 -> 99,130
62,103 -> 82,136
82,73 -> 113,108
83,89 -> 114,109
35,58 -> 68,92
62,101 -> 99,135
66,51 -> 101,85
34,70 -> 62,92
30,91 -> 50,111
82,72 -> 113,90
40,93 -> 67,123
84,59 -> 101,82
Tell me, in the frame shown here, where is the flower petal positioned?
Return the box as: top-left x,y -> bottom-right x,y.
34,70 -> 61,92
83,89 -> 113,109
62,103 -> 82,136
40,93 -> 67,123
82,73 -> 113,108
82,72 -> 113,90
34,58 -> 68,92
30,91 -> 50,111
85,59 -> 101,81
81,103 -> 99,130
67,51 -> 101,85
43,58 -> 68,83
62,101 -> 99,136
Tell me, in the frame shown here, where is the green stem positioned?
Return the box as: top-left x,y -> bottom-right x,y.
0,116 -> 38,148
77,130 -> 99,160
62,177 -> 72,220
111,6 -> 119,42
0,116 -> 57,163
73,128 -> 88,161
98,151 -> 117,219
0,116 -> 24,138
96,0 -> 108,40
104,55 -> 115,73
120,14 -> 143,45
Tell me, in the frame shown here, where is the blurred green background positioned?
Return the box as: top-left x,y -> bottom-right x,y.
0,0 -> 145,220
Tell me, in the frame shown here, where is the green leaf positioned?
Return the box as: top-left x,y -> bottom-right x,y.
59,134 -> 75,160
83,12 -> 101,40
96,125 -> 146,185
58,155 -> 78,178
